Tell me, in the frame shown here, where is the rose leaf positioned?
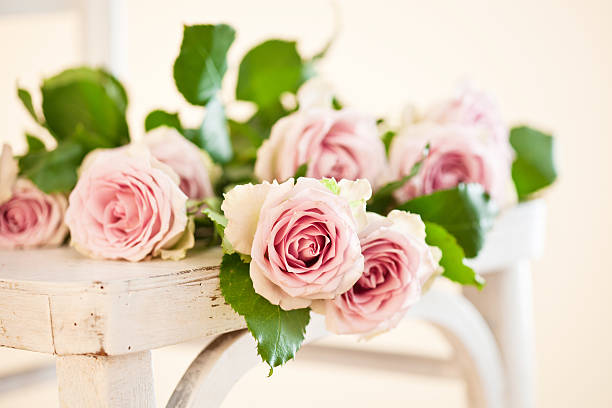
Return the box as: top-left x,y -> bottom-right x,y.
220,253 -> 311,375
18,142 -> 85,193
510,126 -> 558,199
41,67 -> 129,146
424,222 -> 484,289
24,134 -> 45,153
201,207 -> 234,254
17,87 -> 44,125
144,110 -> 184,134
397,183 -> 497,258
368,144 -> 428,214
294,163 -> 308,178
236,39 -> 311,111
196,95 -> 233,163
173,24 -> 235,106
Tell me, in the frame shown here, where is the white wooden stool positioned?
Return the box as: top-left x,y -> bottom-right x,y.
0,200 -> 545,407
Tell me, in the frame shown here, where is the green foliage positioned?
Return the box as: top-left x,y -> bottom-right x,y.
220,253 -> 310,374
397,183 -> 496,258
198,96 -> 232,163
173,24 -> 235,106
424,222 -> 484,289
236,39 -> 311,111
510,126 -> 557,199
18,142 -> 85,193
17,88 -> 42,124
17,67 -> 130,193
331,96 -> 343,110
381,130 -> 396,154
41,67 -> 129,146
24,134 -> 45,153
227,119 -> 263,161
320,178 -> 340,195
294,163 -> 308,178
368,144 -> 428,214
202,207 -> 235,254
162,24 -> 235,165
144,110 -> 184,133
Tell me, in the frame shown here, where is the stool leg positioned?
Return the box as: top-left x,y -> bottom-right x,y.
463,260 -> 535,408
56,351 -> 155,408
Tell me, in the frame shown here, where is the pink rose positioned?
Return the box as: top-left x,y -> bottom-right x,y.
255,109 -> 387,188
65,146 -> 192,261
144,128 -> 216,200
222,177 -> 372,310
314,210 -> 441,335
425,85 -> 509,147
389,123 -> 516,206
0,179 -> 68,249
0,144 -> 18,204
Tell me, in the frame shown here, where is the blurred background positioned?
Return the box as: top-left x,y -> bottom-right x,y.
0,0 -> 611,406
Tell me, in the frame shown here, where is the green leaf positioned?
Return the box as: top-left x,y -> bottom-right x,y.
18,142 -> 85,193
41,67 -> 129,146
397,183 -> 497,258
25,134 -> 45,153
145,110 -> 184,133
425,222 -> 484,289
70,124 -> 117,150
320,178 -> 340,195
294,163 -> 308,178
368,144 -> 428,214
219,253 -> 311,374
510,126 -> 557,199
246,104 -> 289,139
202,207 -> 227,229
236,40 -> 307,110
331,96 -> 343,110
227,119 -> 263,164
198,96 -> 232,163
173,24 -> 235,106
202,207 -> 234,254
17,88 -> 42,124
381,130 -> 396,154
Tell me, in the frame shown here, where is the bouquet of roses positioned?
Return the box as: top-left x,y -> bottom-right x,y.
0,23 -> 557,373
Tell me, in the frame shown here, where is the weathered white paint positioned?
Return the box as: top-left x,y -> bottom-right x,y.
166,294 -> 505,408
0,247 -> 245,356
462,199 -> 545,408
464,260 -> 536,408
56,351 -> 155,408
0,200 -> 545,407
468,199 -> 546,273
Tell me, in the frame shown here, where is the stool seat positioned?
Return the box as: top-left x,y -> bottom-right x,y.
0,246 -> 243,356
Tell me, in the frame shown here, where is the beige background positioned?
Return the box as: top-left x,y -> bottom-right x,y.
1,0 -> 611,406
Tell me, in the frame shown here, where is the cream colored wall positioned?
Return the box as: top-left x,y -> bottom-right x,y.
1,0 -> 611,406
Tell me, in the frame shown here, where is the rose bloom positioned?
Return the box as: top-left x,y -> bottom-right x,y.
65,146 -> 193,261
222,177 -> 372,310
389,123 -> 516,206
144,127 -> 216,200
0,179 -> 68,249
424,85 -> 509,147
254,108 -> 386,188
314,210 -> 441,335
0,144 -> 18,204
